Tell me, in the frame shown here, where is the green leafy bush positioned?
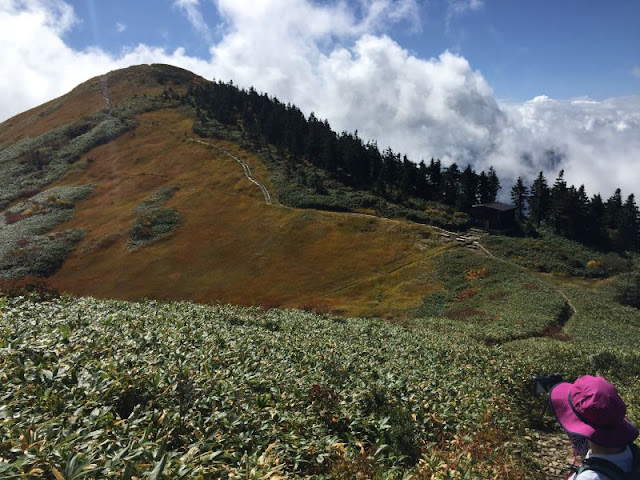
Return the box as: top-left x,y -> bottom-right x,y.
0,229 -> 86,278
482,230 -> 626,277
1,282 -> 639,478
132,185 -> 180,214
0,115 -> 130,210
0,186 -> 93,279
129,208 -> 180,248
0,296 -> 544,479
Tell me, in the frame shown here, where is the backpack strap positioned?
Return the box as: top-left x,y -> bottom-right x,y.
577,456 -> 626,480
630,443 -> 640,472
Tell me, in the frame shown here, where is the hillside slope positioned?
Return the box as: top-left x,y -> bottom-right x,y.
0,64 -> 447,317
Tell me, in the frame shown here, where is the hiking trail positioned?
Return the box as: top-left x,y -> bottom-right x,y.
97,83 -> 272,205
177,133 -> 272,205
531,431 -> 580,479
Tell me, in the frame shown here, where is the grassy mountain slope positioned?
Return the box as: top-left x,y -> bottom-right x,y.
0,65 -> 452,317
0,65 -> 180,145
1,64 -> 630,321
48,108 -> 442,317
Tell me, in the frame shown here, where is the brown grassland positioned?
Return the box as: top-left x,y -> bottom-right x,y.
0,65 -> 176,145
2,69 -> 450,317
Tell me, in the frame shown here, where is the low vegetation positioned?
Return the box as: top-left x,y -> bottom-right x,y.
481,229 -> 629,278
132,186 -> 180,215
412,250 -> 568,344
0,296 -> 550,479
0,229 -> 86,279
129,186 -> 181,249
0,114 -> 133,210
129,208 -> 180,249
1,273 -> 639,479
0,186 -> 93,279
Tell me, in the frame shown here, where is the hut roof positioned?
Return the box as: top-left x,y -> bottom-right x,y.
472,202 -> 516,212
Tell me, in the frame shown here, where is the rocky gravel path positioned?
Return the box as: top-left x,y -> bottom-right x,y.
531,431 -> 580,479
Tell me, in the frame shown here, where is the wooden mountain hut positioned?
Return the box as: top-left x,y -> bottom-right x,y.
471,202 -> 516,232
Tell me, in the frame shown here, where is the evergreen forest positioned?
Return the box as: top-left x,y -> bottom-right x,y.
171,77 -> 640,253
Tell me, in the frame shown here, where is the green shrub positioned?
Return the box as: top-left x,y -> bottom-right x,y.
0,186 -> 93,278
132,185 -> 180,214
0,296 -> 542,478
482,230 -> 625,278
129,208 -> 180,248
0,229 -> 86,279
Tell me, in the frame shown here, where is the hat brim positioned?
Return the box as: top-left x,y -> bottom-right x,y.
549,382 -> 639,447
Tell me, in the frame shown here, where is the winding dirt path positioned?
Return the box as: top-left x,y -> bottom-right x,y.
184,136 -> 272,205
97,83 -> 272,205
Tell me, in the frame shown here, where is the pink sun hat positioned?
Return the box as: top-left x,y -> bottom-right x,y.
549,375 -> 638,447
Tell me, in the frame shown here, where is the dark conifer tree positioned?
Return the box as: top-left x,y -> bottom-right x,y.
586,194 -> 609,249
487,166 -> 500,201
605,188 -> 624,229
378,148 -> 401,196
550,170 -> 570,235
619,194 -> 640,251
566,184 -> 590,241
400,155 -> 418,200
338,131 -> 371,187
458,164 -> 478,212
305,113 -> 325,162
529,171 -> 551,227
364,140 -> 382,189
319,120 -> 338,173
511,177 -> 528,221
442,163 -> 460,207
477,171 -> 491,204
417,160 -> 430,200
426,159 -> 442,201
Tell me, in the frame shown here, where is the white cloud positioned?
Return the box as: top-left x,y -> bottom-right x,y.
116,21 -> 126,33
449,0 -> 484,16
446,0 -> 484,29
0,0 -> 638,199
633,65 -> 640,79
172,0 -> 210,40
496,95 -> 640,198
0,0 -> 113,119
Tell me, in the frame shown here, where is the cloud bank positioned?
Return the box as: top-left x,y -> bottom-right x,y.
1,0 -> 638,199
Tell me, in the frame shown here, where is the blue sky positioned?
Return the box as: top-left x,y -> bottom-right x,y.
1,0 -> 639,197
62,0 -> 640,102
